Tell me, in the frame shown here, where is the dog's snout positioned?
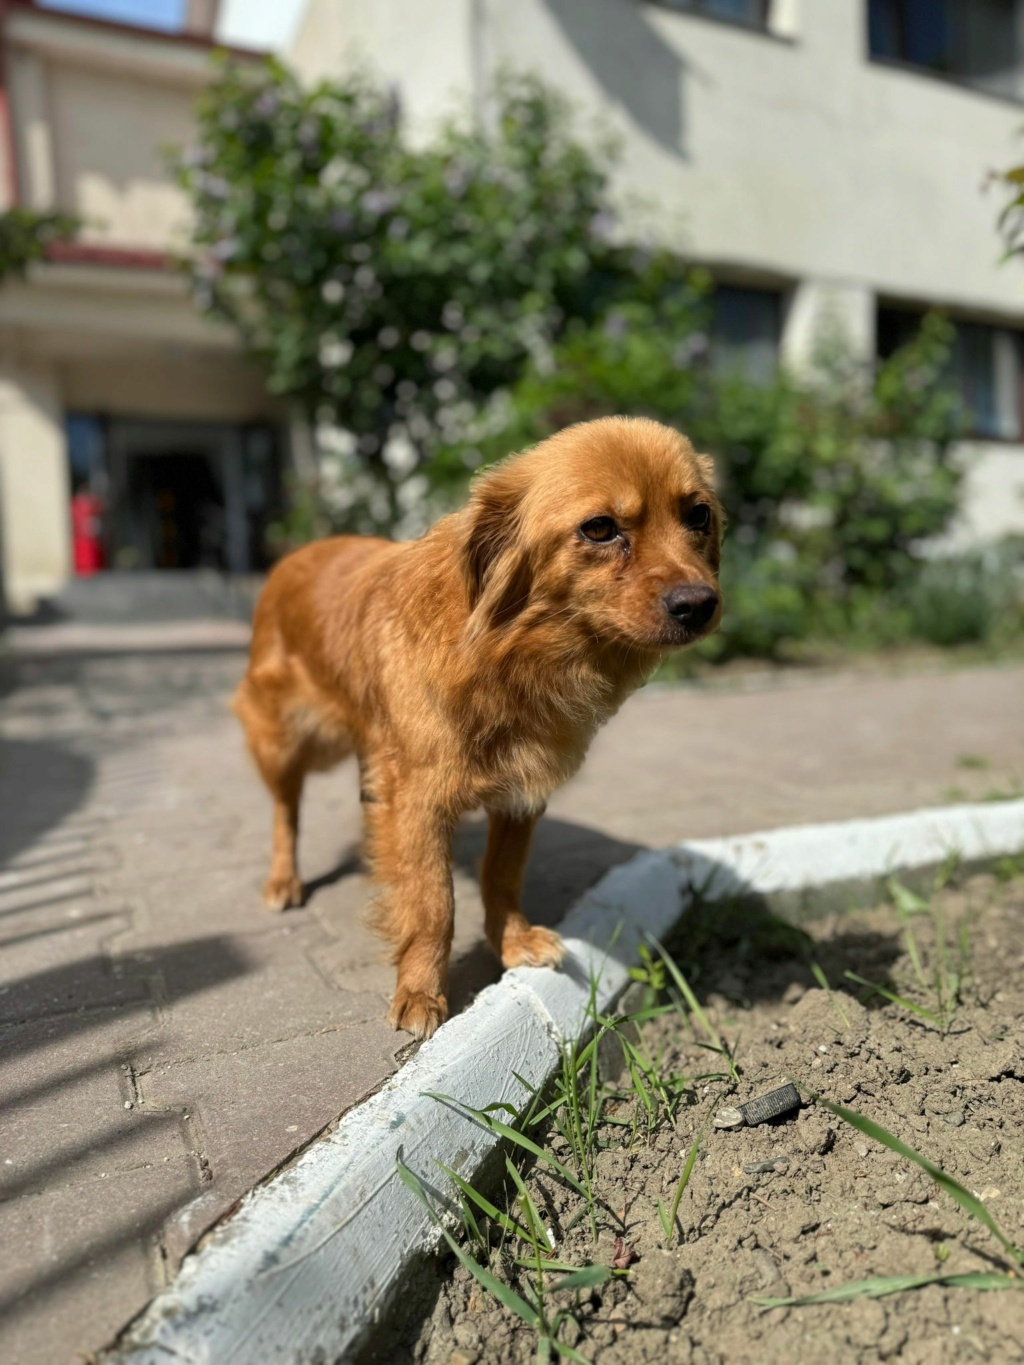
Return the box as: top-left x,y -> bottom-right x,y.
663,583 -> 719,629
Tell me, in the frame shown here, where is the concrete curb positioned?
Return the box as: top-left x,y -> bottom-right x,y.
108,800 -> 1024,1363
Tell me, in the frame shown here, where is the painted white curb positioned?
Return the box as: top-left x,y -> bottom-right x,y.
109,800 -> 1024,1363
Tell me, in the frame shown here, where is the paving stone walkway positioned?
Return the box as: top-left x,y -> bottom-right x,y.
1,635 -> 1021,1363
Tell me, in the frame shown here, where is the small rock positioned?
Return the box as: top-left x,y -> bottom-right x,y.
855,1142 -> 869,1157
743,1157 -> 789,1175
123,1101 -> 133,1110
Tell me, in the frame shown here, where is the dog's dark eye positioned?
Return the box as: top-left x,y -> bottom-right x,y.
579,517 -> 619,543
684,503 -> 712,532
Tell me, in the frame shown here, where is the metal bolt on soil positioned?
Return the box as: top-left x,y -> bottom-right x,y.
714,1083 -> 802,1130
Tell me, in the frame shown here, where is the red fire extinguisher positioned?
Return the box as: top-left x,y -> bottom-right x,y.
71,490 -> 106,575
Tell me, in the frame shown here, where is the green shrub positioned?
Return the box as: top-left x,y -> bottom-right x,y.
180,61 -> 1009,663
472,298 -> 965,659
899,541 -> 1024,648
175,59 -> 697,535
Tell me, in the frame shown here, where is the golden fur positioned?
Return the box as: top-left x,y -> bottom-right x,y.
234,416 -> 723,1038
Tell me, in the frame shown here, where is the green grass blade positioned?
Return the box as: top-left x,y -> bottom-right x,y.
546,1339 -> 592,1365
669,1129 -> 702,1228
804,1091 -> 1023,1266
395,1157 -> 541,1329
548,1265 -> 614,1293
513,1258 -> 588,1274
503,1155 -> 551,1261
648,938 -> 725,1054
888,876 -> 929,917
438,1163 -> 533,1243
754,1270 -> 1024,1307
843,971 -> 943,1026
424,1093 -> 587,1199
656,1198 -> 671,1240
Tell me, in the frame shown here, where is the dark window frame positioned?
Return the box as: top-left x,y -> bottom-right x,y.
645,0 -> 773,36
877,302 -> 1024,443
866,0 -> 1024,107
709,283 -> 783,386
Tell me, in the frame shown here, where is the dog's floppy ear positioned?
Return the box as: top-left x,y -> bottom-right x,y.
462,460 -> 532,631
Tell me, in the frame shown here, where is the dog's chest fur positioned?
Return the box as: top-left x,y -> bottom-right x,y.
461,658 -> 641,815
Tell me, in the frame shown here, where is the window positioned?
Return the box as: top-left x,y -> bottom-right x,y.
710,286 -> 781,384
877,305 -> 1024,440
659,0 -> 770,30
868,0 -> 1024,100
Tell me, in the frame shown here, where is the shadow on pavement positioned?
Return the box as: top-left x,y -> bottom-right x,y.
0,738 -> 96,867
0,935 -> 251,1065
0,934 -> 251,1342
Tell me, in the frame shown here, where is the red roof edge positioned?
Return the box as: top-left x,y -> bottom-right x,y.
46,241 -> 172,270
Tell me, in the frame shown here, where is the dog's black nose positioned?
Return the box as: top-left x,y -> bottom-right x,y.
663,583 -> 719,629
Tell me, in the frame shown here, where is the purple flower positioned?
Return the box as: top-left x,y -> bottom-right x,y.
297,121 -> 320,156
588,210 -> 616,243
672,333 -> 708,369
444,164 -> 470,198
255,90 -> 280,119
199,174 -> 230,201
361,189 -> 398,217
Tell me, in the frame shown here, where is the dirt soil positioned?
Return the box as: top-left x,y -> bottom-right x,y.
398,870 -> 1024,1364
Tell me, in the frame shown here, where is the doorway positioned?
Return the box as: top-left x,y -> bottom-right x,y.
127,452 -> 227,570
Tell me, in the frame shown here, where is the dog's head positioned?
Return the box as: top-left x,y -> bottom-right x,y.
462,416 -> 723,653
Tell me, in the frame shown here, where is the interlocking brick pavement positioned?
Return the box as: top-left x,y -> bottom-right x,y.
1,635 -> 1021,1363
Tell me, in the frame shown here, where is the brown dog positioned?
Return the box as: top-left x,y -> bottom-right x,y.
233,416 -> 722,1038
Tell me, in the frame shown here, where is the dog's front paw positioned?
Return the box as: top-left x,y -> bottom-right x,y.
501,926 -> 565,970
388,988 -> 448,1039
263,874 -> 304,912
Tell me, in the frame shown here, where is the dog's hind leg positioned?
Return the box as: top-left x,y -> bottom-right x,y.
261,760 -> 307,911
481,809 -> 564,970
233,676 -> 309,911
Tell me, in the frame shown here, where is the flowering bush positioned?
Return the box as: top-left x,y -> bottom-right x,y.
179,62 -> 978,659
469,306 -> 964,659
176,59 -> 689,535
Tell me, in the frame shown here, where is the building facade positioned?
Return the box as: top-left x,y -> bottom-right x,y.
3,0 -> 1023,612
0,0 -> 283,614
280,0 -> 1024,547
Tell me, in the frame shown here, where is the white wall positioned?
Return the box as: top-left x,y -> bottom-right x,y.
285,0 -> 1024,547
0,358 -> 70,611
290,0 -> 479,126
7,5 -> 212,250
48,62 -> 194,249
295,0 -> 1024,322
950,443 -> 1024,548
